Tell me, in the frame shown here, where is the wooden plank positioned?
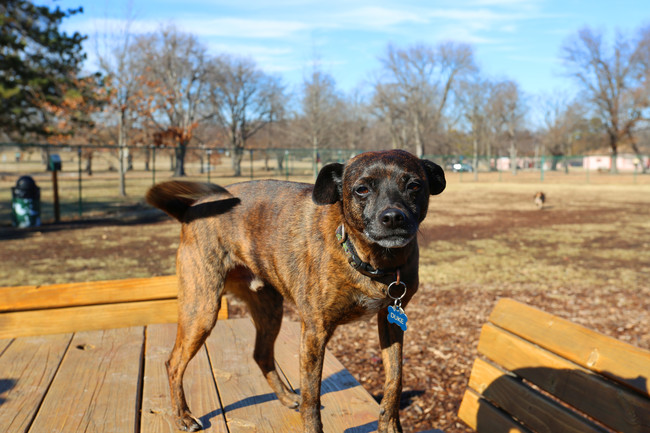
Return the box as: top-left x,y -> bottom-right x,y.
0,338 -> 12,355
141,323 -> 228,433
458,388 -> 532,433
0,299 -> 179,338
29,327 -> 145,433
205,318 -> 305,432
276,321 -> 380,433
478,323 -> 650,433
467,357 -> 608,433
0,275 -> 178,311
0,333 -> 72,433
489,298 -> 650,397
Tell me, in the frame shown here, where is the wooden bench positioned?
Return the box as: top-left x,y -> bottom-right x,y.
458,298 -> 650,433
0,276 -> 382,432
0,275 -> 229,338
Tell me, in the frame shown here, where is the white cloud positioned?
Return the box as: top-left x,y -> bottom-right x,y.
178,17 -> 312,39
334,6 -> 429,29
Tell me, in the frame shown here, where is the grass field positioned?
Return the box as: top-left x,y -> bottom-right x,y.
2,173 -> 649,290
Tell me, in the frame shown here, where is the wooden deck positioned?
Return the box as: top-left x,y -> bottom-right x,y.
0,319 -> 381,433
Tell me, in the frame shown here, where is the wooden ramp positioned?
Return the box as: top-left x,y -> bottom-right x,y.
0,319 -> 380,433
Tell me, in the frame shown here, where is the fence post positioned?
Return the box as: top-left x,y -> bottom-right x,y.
540,154 -> 545,182
77,146 -> 82,218
285,150 -> 290,180
151,145 -> 156,185
250,149 -> 254,179
206,149 -> 212,183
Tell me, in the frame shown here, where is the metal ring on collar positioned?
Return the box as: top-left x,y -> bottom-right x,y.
387,281 -> 407,301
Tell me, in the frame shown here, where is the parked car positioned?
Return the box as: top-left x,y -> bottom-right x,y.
451,162 -> 474,172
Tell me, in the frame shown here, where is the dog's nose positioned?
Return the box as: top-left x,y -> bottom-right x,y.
380,208 -> 406,229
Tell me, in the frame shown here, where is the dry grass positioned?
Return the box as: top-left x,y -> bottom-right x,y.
3,177 -> 648,294
417,181 -> 650,290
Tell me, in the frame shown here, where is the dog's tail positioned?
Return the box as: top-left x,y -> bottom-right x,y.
146,181 -> 234,222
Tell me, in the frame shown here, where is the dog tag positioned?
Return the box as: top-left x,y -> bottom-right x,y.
387,305 -> 408,331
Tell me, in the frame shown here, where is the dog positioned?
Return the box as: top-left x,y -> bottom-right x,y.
146,149 -> 446,433
534,191 -> 545,210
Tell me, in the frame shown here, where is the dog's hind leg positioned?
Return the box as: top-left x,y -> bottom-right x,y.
235,280 -> 301,408
167,259 -> 225,431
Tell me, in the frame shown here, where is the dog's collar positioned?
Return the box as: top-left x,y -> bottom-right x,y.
335,225 -> 398,278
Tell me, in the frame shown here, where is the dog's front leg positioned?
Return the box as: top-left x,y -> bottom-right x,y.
299,322 -> 331,433
377,309 -> 404,433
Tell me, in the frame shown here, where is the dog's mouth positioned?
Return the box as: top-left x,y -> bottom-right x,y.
365,230 -> 416,248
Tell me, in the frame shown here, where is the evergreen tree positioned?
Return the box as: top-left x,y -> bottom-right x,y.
0,0 -> 86,138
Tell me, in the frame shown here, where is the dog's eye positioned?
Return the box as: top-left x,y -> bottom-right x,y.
407,182 -> 421,192
355,186 -> 370,197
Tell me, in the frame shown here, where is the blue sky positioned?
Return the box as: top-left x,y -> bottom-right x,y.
41,0 -> 650,101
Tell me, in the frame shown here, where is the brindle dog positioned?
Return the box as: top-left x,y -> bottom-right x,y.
146,149 -> 446,433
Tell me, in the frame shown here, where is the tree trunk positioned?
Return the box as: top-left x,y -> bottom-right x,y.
174,144 -> 187,177
509,140 -> 517,175
118,110 -> 127,197
609,133 -> 618,174
414,117 -> 424,158
232,146 -> 243,177
473,137 -> 479,181
85,153 -> 93,175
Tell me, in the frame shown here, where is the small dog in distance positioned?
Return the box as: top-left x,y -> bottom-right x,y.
534,191 -> 545,210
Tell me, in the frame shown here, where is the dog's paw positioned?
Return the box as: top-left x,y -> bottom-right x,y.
176,412 -> 203,432
378,413 -> 402,433
278,390 -> 301,409
378,422 -> 403,433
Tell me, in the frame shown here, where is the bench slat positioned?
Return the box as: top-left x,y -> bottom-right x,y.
0,275 -> 228,338
466,357 -> 608,433
489,298 -> 650,397
478,322 -> 650,433
29,327 -> 144,432
205,319 -> 305,432
0,275 -> 178,311
0,333 -> 72,433
0,299 -> 179,338
141,323 -> 228,433
458,388 -> 532,433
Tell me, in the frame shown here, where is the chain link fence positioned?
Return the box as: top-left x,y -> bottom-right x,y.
1,143 -> 648,225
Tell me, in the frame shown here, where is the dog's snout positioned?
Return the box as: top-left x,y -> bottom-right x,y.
380,208 -> 406,229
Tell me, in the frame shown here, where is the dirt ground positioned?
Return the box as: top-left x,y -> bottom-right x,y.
1,180 -> 649,432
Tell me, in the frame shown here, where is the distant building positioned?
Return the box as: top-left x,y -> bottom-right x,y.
583,153 -> 649,171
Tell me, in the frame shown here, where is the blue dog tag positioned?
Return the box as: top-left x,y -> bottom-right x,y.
387,305 -> 408,331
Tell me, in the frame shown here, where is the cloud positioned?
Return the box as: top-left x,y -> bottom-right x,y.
334,6 -> 429,29
178,17 -> 312,39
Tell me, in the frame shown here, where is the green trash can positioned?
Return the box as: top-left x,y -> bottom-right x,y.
11,176 -> 41,228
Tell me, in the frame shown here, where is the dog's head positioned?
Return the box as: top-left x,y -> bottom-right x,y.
313,150 -> 445,248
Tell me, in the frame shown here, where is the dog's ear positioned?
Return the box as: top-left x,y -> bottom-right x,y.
313,162 -> 344,205
422,159 -> 446,195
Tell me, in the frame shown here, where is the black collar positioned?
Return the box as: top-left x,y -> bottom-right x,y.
335,225 -> 398,278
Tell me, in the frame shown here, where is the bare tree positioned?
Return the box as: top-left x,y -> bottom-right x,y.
372,82 -> 409,150
561,26 -> 650,173
95,0 -> 140,195
298,68 -> 342,177
458,77 -> 489,175
488,80 -> 527,174
374,42 -> 476,157
539,93 -> 586,171
132,25 -> 212,176
207,55 -> 280,177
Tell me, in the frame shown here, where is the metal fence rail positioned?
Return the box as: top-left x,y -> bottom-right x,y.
1,143 -> 648,225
